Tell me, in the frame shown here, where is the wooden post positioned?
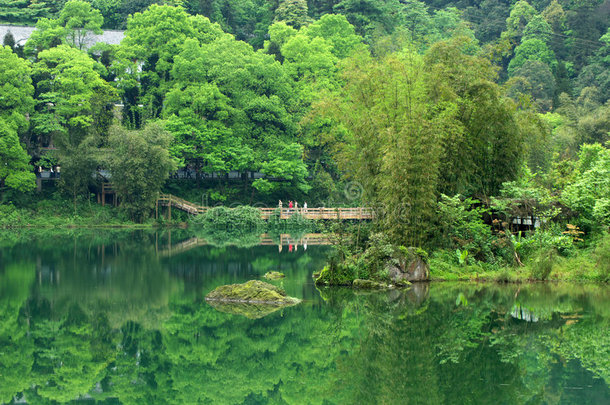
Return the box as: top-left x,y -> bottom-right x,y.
168,195 -> 172,221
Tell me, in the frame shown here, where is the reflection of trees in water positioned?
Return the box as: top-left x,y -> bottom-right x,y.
331,284 -> 609,404
0,234 -> 609,403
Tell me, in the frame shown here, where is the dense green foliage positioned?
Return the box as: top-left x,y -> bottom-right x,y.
193,205 -> 265,232
0,0 -> 607,264
0,46 -> 35,193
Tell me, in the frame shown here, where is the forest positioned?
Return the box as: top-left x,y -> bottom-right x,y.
0,0 -> 609,280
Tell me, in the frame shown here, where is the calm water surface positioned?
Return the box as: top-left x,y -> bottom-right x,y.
0,230 -> 608,404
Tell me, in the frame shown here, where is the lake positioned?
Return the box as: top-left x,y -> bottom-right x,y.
0,230 -> 608,404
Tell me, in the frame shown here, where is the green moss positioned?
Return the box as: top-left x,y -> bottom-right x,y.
205,280 -> 300,305
394,279 -> 412,287
352,279 -> 388,289
263,271 -> 285,280
314,265 -> 355,286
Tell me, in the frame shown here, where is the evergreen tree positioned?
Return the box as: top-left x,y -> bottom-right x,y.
274,0 -> 310,29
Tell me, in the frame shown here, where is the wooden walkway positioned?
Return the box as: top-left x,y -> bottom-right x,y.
156,194 -> 373,220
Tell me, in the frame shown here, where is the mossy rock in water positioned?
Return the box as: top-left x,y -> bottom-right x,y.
263,271 -> 285,280
206,280 -> 300,305
206,280 -> 300,318
352,279 -> 389,289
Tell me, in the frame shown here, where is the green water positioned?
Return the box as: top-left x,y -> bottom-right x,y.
0,230 -> 608,404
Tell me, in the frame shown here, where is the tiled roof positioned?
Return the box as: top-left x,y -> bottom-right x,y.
0,25 -> 124,48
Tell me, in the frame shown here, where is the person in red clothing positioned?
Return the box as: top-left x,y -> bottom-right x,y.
288,200 -> 293,214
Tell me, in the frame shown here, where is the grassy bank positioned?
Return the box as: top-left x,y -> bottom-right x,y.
0,193 -> 321,230
429,234 -> 610,283
0,203 -> 159,228
0,192 -> 163,228
316,221 -> 610,286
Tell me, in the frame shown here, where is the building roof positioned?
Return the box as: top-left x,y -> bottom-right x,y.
0,25 -> 34,46
0,25 -> 124,48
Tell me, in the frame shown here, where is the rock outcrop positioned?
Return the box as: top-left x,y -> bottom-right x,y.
388,248 -> 429,282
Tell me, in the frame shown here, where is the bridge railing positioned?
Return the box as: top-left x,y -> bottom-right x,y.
158,194 -> 207,215
156,194 -> 373,220
259,207 -> 374,220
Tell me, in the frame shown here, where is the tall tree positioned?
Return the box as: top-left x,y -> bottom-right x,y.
25,0 -> 104,55
319,48 -> 451,246
425,37 -> 531,197
575,28 -> 610,104
31,45 -> 115,206
504,0 -> 536,41
0,119 -> 35,193
508,38 -> 557,76
0,45 -> 35,134
57,0 -> 104,50
0,46 -> 35,193
32,45 -> 115,143
274,0 -> 311,29
508,60 -> 556,112
333,0 -> 403,38
114,4 -> 224,124
107,123 -> 177,222
166,34 -> 306,196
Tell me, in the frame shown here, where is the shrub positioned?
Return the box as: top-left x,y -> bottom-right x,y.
193,205 -> 264,232
359,233 -> 395,280
529,248 -> 556,280
435,194 -> 494,261
515,225 -> 575,259
494,268 -> 517,283
593,233 -> 610,282
315,263 -> 356,286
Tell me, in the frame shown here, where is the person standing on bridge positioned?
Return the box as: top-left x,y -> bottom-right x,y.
303,201 -> 307,213
288,200 -> 293,213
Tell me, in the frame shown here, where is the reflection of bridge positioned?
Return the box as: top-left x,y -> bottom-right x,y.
158,233 -> 330,257
156,194 -> 374,220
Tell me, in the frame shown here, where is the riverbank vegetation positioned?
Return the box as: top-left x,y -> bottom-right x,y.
0,1 -> 608,280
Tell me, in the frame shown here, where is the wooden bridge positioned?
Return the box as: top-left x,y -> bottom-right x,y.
156,194 -> 374,220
